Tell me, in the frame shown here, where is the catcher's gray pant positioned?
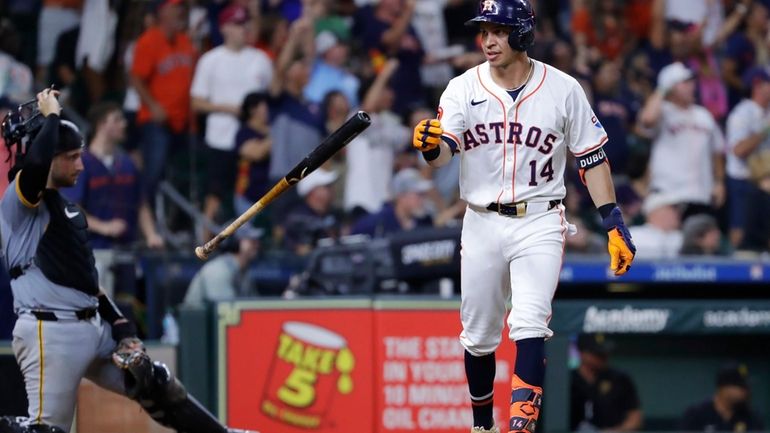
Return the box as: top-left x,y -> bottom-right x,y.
11,312 -> 124,433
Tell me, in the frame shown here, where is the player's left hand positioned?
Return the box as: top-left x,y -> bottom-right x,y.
412,119 -> 443,152
602,207 -> 636,276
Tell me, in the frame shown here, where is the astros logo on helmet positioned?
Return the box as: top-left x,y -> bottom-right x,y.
465,0 -> 536,52
481,0 -> 498,13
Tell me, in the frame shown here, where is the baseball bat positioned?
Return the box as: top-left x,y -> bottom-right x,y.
195,110 -> 371,260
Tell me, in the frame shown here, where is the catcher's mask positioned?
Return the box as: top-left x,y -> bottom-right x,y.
2,100 -> 84,181
465,0 -> 536,52
2,98 -> 46,148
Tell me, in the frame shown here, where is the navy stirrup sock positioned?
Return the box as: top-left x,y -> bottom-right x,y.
514,337 -> 545,387
465,350 -> 497,429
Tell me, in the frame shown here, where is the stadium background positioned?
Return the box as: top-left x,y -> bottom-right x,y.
1,0 -> 769,432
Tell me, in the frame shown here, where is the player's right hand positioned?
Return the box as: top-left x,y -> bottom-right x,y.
602,207 -> 636,276
413,119 -> 443,152
608,229 -> 635,276
37,87 -> 62,117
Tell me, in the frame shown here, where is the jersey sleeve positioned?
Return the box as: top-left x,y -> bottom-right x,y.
131,32 -> 156,81
565,81 -> 609,156
726,105 -> 756,151
259,53 -> 274,91
1,177 -> 37,231
190,52 -> 212,99
709,114 -> 726,154
438,77 -> 467,153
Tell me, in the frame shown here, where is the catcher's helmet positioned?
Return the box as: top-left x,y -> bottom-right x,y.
465,0 -> 535,52
2,100 -> 84,181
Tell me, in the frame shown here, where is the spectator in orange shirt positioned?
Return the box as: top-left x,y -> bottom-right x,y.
130,0 -> 196,204
572,0 -> 635,72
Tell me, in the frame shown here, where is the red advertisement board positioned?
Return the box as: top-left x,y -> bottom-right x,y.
373,308 -> 517,433
220,300 -> 517,433
221,303 -> 375,433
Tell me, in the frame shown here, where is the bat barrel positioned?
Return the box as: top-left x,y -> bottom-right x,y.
194,111 -> 371,260
285,111 -> 371,185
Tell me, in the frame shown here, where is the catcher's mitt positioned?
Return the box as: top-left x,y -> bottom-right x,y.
112,337 -> 153,399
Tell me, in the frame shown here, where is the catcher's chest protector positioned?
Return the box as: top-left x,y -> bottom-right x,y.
36,190 -> 99,295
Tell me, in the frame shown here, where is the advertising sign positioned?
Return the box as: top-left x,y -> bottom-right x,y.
219,300 -> 375,433
373,305 -> 517,433
551,300 -> 770,334
219,299 -> 530,433
217,298 -> 770,433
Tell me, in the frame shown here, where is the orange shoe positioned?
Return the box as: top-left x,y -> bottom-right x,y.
508,374 -> 542,433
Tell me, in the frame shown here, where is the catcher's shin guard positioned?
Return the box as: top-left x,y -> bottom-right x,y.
0,417 -> 65,433
508,375 -> 542,433
119,352 -> 241,433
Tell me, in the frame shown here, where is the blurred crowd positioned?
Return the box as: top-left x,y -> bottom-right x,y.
2,0 -> 770,268
1,5 -> 769,425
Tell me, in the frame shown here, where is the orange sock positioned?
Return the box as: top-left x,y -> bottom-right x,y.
508,374 -> 542,433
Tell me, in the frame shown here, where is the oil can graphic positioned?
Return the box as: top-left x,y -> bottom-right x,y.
261,321 -> 355,428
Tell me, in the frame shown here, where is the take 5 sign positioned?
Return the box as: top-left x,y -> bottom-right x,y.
219,300 -> 375,433
217,299 -> 516,433
261,321 -> 356,426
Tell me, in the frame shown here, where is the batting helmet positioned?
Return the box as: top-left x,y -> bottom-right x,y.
465,0 -> 536,52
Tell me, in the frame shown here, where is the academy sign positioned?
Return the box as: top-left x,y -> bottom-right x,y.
582,305 -> 671,333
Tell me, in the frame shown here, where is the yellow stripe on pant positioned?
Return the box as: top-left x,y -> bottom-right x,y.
37,320 -> 44,423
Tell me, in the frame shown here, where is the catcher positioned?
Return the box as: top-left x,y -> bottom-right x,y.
0,89 -> 251,433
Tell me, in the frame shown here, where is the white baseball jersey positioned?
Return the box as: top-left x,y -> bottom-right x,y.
438,60 -> 607,207
646,101 -> 724,204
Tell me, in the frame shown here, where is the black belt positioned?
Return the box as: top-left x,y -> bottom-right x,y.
485,199 -> 562,217
31,308 -> 97,321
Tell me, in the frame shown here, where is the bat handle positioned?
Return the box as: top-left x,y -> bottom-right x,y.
195,234 -> 227,260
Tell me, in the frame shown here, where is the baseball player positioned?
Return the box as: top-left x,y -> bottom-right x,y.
0,90 -> 251,433
411,1 -> 636,432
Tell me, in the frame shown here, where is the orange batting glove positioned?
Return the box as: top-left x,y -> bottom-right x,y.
413,119 -> 443,152
602,206 -> 636,276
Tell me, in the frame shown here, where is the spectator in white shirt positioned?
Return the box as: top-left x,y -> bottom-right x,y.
343,59 -> 409,218
724,66 -> 770,248
191,3 -> 273,227
637,62 -> 726,221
